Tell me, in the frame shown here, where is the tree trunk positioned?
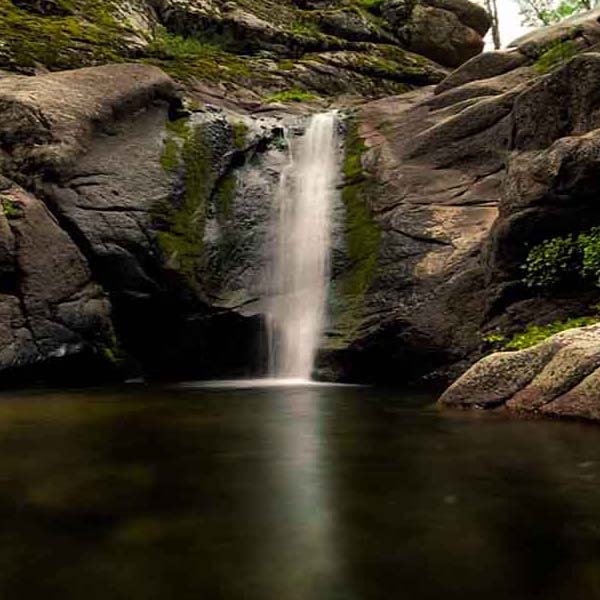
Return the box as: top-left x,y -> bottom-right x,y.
485,0 -> 501,49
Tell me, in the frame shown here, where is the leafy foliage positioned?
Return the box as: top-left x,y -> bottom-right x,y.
517,0 -> 597,26
484,316 -> 598,352
523,227 -> 600,290
504,317 -> 598,350
578,228 -> 600,285
523,233 -> 580,289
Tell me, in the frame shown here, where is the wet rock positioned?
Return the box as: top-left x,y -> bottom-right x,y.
0,180 -> 116,383
440,324 -> 600,421
323,85 -> 505,382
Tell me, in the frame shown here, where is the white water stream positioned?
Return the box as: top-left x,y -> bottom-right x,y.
267,112 -> 340,381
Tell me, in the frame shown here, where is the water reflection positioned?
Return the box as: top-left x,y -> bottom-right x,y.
0,386 -> 598,599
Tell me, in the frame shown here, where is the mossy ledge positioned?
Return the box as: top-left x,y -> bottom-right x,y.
155,117 -> 216,288
331,115 -> 381,345
155,115 -> 247,292
0,0 -> 129,71
0,0 -> 447,99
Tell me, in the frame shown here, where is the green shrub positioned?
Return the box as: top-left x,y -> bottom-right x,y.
523,234 -> 580,289
504,317 -> 598,351
523,226 -> 600,290
578,227 -> 600,286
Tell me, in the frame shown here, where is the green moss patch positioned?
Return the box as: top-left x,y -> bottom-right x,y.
155,116 -> 244,290
534,39 -> 578,74
155,118 -> 216,286
0,0 -> 440,100
0,0 -> 129,71
330,117 -> 381,345
353,0 -> 388,14
340,127 -> 381,298
214,172 -> 237,221
0,195 -> 22,219
231,121 -> 249,151
265,88 -> 320,103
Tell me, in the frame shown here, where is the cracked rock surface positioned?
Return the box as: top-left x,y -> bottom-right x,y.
440,324 -> 600,422
0,178 -> 114,382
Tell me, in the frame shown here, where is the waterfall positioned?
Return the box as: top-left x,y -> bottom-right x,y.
267,112 -> 340,381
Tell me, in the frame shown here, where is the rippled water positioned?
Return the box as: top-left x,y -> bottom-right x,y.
0,383 -> 599,599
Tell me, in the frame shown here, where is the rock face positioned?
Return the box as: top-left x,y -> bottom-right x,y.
0,0 -> 490,100
322,9 -> 600,384
321,61 -> 536,381
4,2 -> 600,397
0,177 -> 115,383
0,64 -> 178,381
0,62 -> 299,381
405,2 -> 488,67
0,0 -> 492,384
440,324 -> 600,422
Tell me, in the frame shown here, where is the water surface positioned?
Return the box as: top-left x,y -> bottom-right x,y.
0,383 -> 599,599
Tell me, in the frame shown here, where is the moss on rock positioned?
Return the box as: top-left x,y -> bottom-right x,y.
0,0 -> 447,100
331,117 -> 381,345
231,121 -> 249,151
156,117 -> 216,287
534,39 -> 578,74
0,195 -> 22,219
266,88 -> 320,103
214,172 -> 237,221
0,0 -> 129,71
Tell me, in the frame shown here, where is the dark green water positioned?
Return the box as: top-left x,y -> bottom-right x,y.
0,382 -> 599,599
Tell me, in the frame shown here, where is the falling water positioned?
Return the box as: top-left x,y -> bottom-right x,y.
267,112 -> 340,381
